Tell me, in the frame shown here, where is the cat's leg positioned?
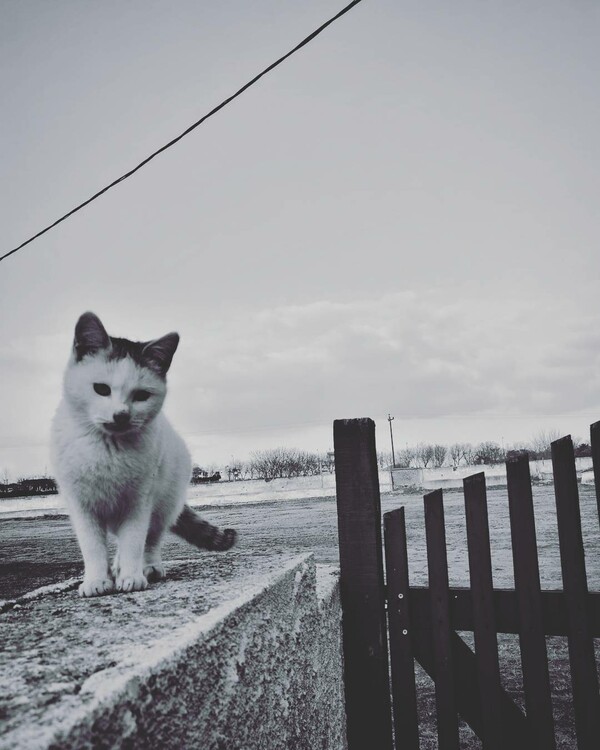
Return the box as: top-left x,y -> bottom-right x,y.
143,543 -> 166,583
114,504 -> 153,593
111,548 -> 120,580
68,501 -> 114,598
143,516 -> 169,583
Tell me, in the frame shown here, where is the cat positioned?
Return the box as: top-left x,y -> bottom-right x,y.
51,312 -> 236,598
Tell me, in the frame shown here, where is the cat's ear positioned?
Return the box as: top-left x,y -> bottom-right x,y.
142,333 -> 180,377
73,312 -> 110,361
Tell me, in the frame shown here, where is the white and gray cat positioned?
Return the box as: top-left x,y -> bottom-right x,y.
51,312 -> 236,598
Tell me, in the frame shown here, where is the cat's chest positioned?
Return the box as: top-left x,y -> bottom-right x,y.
66,433 -> 157,493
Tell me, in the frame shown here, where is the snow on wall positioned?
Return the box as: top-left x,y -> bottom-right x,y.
391,457 -> 595,491
0,554 -> 346,750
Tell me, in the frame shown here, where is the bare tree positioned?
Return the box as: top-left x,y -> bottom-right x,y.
449,443 -> 470,468
432,444 -> 447,468
319,452 -> 335,474
396,447 -> 415,469
377,451 -> 393,469
229,458 -> 248,481
250,449 -> 278,480
250,448 -> 322,480
529,428 -> 562,460
506,441 -> 528,453
473,441 -> 505,466
462,443 -> 475,465
574,441 -> 592,458
415,443 -> 435,468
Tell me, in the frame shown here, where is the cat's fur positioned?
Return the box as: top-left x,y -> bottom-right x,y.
51,312 -> 236,598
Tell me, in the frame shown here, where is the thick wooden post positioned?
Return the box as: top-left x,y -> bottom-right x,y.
551,436 -> 600,750
591,421 -> 600,526
506,451 -> 556,749
334,418 -> 393,750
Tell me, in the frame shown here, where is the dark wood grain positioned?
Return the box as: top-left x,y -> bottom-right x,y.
506,451 -> 556,749
333,418 -> 393,750
424,489 -> 460,750
384,507 -> 420,750
551,435 -> 600,750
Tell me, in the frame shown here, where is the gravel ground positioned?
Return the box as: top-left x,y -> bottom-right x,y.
1,485 -> 598,749
2,484 -> 598,600
0,496 -> 341,601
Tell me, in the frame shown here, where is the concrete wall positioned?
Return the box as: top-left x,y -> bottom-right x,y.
0,553 -> 346,750
391,457 -> 595,492
390,468 -> 424,489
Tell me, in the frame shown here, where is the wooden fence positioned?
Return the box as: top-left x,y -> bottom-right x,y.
334,418 -> 600,750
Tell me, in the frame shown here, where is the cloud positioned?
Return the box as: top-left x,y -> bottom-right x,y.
0,334 -> 68,440
170,290 -> 600,436
1,289 -> 597,475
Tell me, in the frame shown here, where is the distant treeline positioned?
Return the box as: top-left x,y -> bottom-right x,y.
6,431 -> 592,494
207,430 -> 593,480
387,431 -> 593,470
0,477 -> 58,498
195,449 -> 335,482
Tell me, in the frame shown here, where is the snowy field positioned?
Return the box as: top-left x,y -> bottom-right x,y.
0,461 -> 595,519
0,471 -> 394,519
2,484 -> 598,750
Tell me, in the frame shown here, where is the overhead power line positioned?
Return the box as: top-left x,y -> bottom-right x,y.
1,0 -> 364,264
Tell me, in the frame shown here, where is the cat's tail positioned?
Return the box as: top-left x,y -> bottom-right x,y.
171,504 -> 237,552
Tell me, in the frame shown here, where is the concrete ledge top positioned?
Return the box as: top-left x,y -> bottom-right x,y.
0,551 -> 315,749
315,564 -> 340,606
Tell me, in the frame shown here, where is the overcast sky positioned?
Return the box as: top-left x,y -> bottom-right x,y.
1,0 -> 599,478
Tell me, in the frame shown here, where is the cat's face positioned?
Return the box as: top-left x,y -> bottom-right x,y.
63,312 -> 180,437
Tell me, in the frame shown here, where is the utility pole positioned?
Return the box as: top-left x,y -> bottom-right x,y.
388,414 -> 396,468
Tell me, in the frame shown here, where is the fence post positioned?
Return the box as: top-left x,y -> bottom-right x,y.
551,435 -> 600,750
424,489 -> 460,750
384,507 -> 420,750
591,421 -> 600,526
463,473 -> 505,750
334,418 -> 394,750
506,451 -> 556,750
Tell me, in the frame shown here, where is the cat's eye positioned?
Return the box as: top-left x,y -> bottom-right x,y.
132,390 -> 151,402
93,383 -> 111,397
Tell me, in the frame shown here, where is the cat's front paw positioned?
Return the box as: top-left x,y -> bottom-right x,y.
143,564 -> 166,583
116,574 -> 148,593
111,552 -> 120,580
79,577 -> 115,598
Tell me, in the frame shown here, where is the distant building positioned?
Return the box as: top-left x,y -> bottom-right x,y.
0,477 -> 58,497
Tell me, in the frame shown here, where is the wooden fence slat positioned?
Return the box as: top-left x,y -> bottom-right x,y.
408,587 -> 600,637
410,622 -> 530,746
384,507 -> 420,750
591,421 -> 600,526
463,473 -> 504,750
333,418 -> 393,750
551,435 -> 600,750
424,489 -> 460,750
506,451 -> 556,749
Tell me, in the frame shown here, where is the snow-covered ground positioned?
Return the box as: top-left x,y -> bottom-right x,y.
189,471 -> 393,508
393,457 -> 595,490
0,493 -> 67,519
1,459 -> 594,519
0,471 -> 394,519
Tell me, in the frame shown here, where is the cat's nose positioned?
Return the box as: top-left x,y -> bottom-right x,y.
113,411 -> 131,427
